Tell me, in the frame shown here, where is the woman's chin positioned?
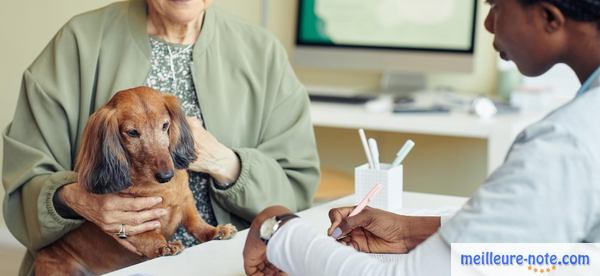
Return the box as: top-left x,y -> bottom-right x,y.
516,64 -> 552,78
167,11 -> 204,24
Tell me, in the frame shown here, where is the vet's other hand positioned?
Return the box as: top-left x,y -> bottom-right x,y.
243,206 -> 289,276
57,183 -> 166,255
186,117 -> 241,185
327,206 -> 440,254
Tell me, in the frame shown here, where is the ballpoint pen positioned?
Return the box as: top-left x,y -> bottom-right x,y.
368,138 -> 380,170
358,129 -> 374,169
391,140 -> 415,167
333,183 -> 383,239
349,183 -> 382,217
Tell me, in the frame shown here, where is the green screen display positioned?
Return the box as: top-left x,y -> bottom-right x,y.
297,0 -> 477,52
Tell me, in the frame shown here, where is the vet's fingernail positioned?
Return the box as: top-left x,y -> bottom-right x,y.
154,197 -> 163,203
332,227 -> 342,239
152,221 -> 161,228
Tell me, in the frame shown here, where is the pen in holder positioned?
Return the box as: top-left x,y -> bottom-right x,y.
354,163 -> 403,212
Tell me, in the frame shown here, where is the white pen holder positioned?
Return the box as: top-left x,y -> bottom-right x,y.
354,163 -> 403,211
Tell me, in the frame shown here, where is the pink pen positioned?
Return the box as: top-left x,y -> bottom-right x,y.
332,183 -> 382,240
349,183 -> 382,217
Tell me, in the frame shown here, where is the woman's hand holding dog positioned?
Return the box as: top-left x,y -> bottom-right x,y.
186,117 -> 241,186
57,183 -> 167,254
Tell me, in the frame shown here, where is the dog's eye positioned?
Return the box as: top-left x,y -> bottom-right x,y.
162,122 -> 169,131
127,129 -> 140,138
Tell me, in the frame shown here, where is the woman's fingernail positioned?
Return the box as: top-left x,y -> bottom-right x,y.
332,227 -> 342,239
152,221 -> 161,228
154,197 -> 163,203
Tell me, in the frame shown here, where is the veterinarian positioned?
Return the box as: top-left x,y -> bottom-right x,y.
243,0 -> 600,275
2,0 -> 320,274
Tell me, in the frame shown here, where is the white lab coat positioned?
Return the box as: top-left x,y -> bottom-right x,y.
266,70 -> 600,276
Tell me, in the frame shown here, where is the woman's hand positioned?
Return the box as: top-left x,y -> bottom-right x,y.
186,117 -> 241,185
57,183 -> 167,255
327,206 -> 440,254
243,206 -> 290,276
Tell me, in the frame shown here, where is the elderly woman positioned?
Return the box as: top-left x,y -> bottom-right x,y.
3,0 -> 319,274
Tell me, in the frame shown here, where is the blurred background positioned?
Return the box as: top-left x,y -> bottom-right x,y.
0,0 -> 580,274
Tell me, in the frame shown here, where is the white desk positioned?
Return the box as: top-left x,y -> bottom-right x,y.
108,192 -> 467,276
310,102 -> 548,174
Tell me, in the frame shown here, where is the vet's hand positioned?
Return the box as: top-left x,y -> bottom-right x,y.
58,183 -> 167,255
243,206 -> 289,276
327,206 -> 440,254
186,117 -> 241,185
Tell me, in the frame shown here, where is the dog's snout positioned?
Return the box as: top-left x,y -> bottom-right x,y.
155,170 -> 174,183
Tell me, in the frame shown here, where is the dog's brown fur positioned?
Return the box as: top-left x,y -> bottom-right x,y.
34,87 -> 237,275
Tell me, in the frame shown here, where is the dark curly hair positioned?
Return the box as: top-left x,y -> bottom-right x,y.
518,0 -> 600,29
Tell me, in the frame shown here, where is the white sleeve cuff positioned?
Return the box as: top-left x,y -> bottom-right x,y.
265,217 -> 452,276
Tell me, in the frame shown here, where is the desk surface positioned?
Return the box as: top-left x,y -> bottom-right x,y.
310,102 -> 550,174
310,102 -> 546,139
108,192 -> 467,276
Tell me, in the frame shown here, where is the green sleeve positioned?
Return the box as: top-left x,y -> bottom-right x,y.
210,49 -> 320,221
2,25 -> 84,251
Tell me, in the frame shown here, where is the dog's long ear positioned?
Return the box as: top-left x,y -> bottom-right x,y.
75,107 -> 131,194
163,94 -> 197,169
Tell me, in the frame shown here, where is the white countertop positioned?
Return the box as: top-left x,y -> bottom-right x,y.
108,192 -> 468,276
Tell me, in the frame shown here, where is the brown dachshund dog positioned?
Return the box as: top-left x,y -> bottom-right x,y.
34,87 -> 237,275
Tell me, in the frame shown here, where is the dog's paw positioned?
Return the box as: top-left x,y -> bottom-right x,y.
158,241 -> 184,256
168,240 -> 185,255
158,245 -> 172,256
213,224 -> 237,240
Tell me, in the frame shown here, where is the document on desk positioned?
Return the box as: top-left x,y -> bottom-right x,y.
397,206 -> 460,217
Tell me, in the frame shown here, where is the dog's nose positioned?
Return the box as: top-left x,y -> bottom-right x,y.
155,170 -> 174,183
